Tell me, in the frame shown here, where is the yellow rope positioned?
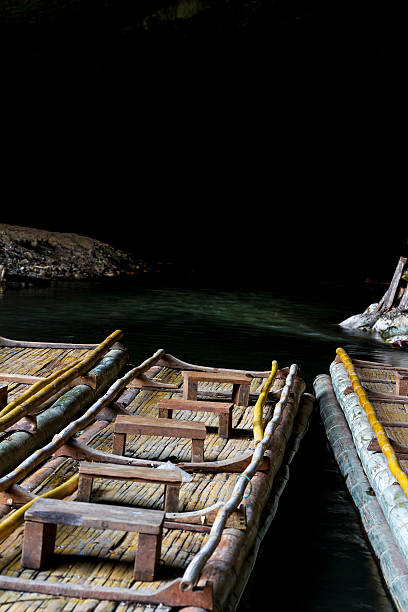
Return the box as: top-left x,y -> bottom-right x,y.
253,360 -> 278,443
0,474 -> 79,543
336,347 -> 408,496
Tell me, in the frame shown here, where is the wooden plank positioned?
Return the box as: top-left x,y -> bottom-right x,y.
158,399 -> 234,439
79,461 -> 182,484
25,498 -> 165,534
114,415 -> 207,439
22,498 -> 165,582
183,371 -> 250,406
183,371 -> 251,384
134,532 -> 162,581
157,399 -> 233,414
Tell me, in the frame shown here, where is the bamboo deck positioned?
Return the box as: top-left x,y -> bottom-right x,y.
0,346 -> 90,400
0,335 -> 310,612
315,352 -> 408,612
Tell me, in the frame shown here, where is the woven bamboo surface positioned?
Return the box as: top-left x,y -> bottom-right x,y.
0,346 -> 90,401
355,362 -> 408,467
0,360 -> 285,611
355,364 -> 395,394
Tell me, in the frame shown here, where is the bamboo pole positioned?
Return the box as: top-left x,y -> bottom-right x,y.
336,347 -> 408,496
0,362 -> 80,417
253,361 -> 278,443
198,392 -> 303,612
330,356 -> 408,584
180,364 -> 299,591
220,393 -> 314,612
315,373 -> 408,612
0,348 -> 129,479
0,348 -> 165,492
0,330 -> 123,431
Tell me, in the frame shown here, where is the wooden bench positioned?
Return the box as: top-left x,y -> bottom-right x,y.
182,371 -> 251,406
77,462 -> 183,512
21,498 -> 165,581
157,399 -> 234,439
113,415 -> 207,462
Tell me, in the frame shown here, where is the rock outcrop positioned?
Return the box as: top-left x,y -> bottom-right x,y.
0,224 -> 141,281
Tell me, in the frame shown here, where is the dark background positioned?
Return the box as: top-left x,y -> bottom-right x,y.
2,0 -> 404,287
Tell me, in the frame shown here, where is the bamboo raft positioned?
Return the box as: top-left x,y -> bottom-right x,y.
315,349 -> 408,612
0,331 -> 313,611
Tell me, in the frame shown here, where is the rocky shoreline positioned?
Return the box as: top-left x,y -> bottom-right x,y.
0,224 -> 152,283
340,256 -> 408,347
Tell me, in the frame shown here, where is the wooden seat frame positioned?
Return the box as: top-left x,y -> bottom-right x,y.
21,498 -> 165,581
157,398 -> 234,439
112,415 -> 207,462
77,461 -> 183,512
182,370 -> 251,406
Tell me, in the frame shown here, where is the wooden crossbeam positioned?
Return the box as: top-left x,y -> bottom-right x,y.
52,439 -> 269,474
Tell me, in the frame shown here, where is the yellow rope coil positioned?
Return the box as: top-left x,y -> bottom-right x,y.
336,347 -> 408,497
0,474 -> 79,543
253,360 -> 278,443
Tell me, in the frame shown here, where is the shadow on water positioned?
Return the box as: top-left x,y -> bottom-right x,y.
0,275 -> 404,610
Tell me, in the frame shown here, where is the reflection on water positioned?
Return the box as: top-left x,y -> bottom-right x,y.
0,278 -> 400,610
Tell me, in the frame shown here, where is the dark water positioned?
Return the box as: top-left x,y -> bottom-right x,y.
2,276 -> 408,610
